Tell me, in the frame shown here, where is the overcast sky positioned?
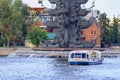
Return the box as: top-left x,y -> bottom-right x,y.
22,0 -> 120,19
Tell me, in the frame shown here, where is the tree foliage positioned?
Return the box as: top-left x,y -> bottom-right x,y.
98,13 -> 111,46
111,17 -> 120,44
0,0 -> 29,47
27,26 -> 47,47
99,13 -> 120,47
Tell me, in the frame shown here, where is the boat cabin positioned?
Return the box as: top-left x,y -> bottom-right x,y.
69,50 -> 102,62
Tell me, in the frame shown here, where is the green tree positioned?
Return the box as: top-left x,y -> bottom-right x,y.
27,26 -> 47,47
9,0 -> 30,46
0,0 -> 29,47
98,13 -> 111,46
0,0 -> 12,47
111,17 -> 120,44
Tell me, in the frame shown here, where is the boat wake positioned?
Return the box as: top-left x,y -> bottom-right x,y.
7,53 -> 42,58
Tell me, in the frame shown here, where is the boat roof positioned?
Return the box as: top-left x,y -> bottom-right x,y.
69,50 -> 101,55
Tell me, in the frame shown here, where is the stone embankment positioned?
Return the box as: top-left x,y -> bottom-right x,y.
0,48 -> 120,58
15,48 -> 120,58
101,48 -> 120,57
0,48 -> 15,56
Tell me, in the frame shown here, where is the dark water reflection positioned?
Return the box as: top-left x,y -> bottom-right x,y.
0,57 -> 120,80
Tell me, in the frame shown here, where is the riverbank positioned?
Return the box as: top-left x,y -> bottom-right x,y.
0,48 -> 15,56
0,47 -> 30,56
0,47 -> 120,58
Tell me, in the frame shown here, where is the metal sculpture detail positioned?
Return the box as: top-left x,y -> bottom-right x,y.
46,0 -> 95,48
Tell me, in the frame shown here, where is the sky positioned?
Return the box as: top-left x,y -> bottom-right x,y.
22,0 -> 120,19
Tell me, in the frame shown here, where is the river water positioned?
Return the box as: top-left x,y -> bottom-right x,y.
0,56 -> 120,80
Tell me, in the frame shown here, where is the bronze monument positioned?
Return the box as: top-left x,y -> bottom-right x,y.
46,0 -> 96,48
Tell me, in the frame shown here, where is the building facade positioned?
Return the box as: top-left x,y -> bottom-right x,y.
82,22 -> 101,47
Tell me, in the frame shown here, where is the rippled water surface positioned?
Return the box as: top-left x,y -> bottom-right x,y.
0,57 -> 120,80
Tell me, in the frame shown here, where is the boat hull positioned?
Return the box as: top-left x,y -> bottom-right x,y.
69,59 -> 104,65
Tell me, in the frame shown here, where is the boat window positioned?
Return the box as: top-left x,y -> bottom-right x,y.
71,53 -> 74,58
75,53 -> 81,58
82,53 -> 86,58
92,52 -> 97,58
87,54 -> 89,58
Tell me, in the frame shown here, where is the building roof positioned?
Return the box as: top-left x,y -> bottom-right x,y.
81,17 -> 100,29
39,22 -> 46,27
89,17 -> 100,27
32,21 -> 46,27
